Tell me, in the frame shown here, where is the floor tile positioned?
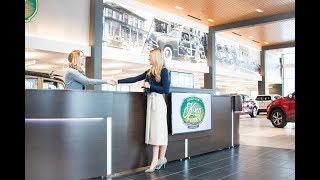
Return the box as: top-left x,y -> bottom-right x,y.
125,170 -> 173,180
176,166 -> 214,178
101,115 -> 295,180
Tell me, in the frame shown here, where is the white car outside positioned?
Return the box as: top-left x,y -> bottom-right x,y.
255,94 -> 282,114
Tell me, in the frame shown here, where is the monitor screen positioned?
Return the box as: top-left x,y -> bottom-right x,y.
171,92 -> 212,135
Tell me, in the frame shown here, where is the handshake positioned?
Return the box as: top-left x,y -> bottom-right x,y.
106,79 -> 118,86
106,80 -> 150,88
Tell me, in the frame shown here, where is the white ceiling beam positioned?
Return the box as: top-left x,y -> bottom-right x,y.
26,36 -> 91,56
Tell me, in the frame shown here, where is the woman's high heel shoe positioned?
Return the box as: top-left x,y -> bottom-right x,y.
155,158 -> 167,170
145,161 -> 159,173
145,166 -> 157,173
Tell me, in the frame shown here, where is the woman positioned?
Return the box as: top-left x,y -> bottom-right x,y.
113,49 -> 170,172
64,50 -> 113,90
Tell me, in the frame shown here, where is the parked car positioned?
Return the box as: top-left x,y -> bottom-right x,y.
266,92 -> 295,128
225,93 -> 259,118
146,28 -> 206,62
25,70 -> 65,89
255,94 -> 282,114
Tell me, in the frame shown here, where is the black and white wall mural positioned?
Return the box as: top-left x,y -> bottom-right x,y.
215,35 -> 261,79
102,0 -> 208,65
143,17 -> 208,63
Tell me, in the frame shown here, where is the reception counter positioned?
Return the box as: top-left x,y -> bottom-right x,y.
25,88 -> 241,180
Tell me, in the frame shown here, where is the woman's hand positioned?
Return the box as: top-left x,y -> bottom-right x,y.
142,81 -> 150,88
107,79 -> 117,86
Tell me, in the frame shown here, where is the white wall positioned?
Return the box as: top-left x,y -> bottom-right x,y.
25,0 -> 91,54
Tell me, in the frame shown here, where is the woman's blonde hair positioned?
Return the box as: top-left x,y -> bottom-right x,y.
68,50 -> 85,74
68,50 -> 83,67
147,48 -> 166,82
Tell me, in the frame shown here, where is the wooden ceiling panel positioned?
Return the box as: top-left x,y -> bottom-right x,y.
223,18 -> 295,46
136,0 -> 295,26
136,0 -> 295,47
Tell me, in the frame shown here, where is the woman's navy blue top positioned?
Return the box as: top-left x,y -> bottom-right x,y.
118,68 -> 170,94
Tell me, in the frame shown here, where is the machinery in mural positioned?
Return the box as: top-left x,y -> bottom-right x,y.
145,27 -> 207,63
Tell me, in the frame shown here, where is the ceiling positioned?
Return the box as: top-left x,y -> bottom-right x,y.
25,0 -> 295,93
136,0 -> 295,47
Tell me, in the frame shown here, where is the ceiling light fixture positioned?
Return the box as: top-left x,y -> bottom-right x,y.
55,59 -> 69,64
187,14 -> 201,21
103,69 -> 123,75
29,64 -> 56,69
264,41 -> 269,44
174,6 -> 183,10
207,19 -> 214,22
248,36 -> 254,39
256,9 -> 263,13
25,60 -> 37,66
232,32 -> 242,36
25,51 -> 39,59
102,63 -> 124,68
127,67 -> 150,71
252,40 -> 260,43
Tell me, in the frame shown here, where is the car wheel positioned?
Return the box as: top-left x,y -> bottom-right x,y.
270,109 -> 287,128
249,107 -> 257,117
163,46 -> 173,61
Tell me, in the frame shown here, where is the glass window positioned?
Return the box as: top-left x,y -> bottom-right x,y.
108,8 -> 112,17
43,79 -> 64,89
25,78 -> 38,89
115,11 -> 120,20
124,14 -> 128,23
119,14 -> 122,21
283,52 -> 295,95
168,29 -> 179,38
129,16 -> 133,25
138,20 -> 142,29
274,95 -> 281,99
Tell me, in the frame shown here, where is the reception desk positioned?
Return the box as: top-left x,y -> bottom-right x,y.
25,88 -> 241,180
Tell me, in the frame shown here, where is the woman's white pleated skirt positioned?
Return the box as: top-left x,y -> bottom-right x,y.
145,92 -> 168,145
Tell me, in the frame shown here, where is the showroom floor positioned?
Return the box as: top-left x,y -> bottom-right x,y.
94,114 -> 295,180
239,114 -> 295,150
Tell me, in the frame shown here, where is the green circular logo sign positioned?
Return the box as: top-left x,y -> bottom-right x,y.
25,0 -> 38,23
180,96 -> 205,129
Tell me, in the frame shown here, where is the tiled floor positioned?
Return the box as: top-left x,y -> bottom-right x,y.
94,114 -> 295,180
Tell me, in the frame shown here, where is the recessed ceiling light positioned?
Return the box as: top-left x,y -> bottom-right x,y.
29,64 -> 56,69
264,41 -> 269,44
174,6 -> 183,10
103,69 -> 123,75
232,32 -> 242,36
55,59 -> 69,64
207,19 -> 214,22
252,40 -> 260,43
248,36 -> 254,39
256,9 -> 263,13
102,63 -> 124,68
25,60 -> 37,66
25,51 -> 40,59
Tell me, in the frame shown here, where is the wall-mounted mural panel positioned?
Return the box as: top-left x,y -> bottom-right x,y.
102,0 -> 209,72
215,35 -> 261,80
